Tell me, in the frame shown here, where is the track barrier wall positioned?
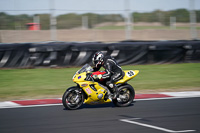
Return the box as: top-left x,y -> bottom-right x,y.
0,40 -> 200,68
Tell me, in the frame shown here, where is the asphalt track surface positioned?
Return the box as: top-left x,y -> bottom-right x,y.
0,97 -> 200,133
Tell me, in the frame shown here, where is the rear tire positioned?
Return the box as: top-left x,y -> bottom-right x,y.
62,86 -> 84,110
113,84 -> 135,107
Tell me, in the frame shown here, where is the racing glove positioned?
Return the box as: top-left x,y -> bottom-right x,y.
92,74 -> 102,80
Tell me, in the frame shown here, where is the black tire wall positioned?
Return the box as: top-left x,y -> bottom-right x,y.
0,40 -> 200,68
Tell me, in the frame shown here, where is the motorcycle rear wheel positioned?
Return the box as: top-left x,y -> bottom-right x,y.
113,84 -> 135,107
62,86 -> 84,110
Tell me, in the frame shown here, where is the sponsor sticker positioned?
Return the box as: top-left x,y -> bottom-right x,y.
86,88 -> 92,94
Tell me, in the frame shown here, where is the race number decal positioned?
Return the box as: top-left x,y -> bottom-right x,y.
127,70 -> 134,77
86,88 -> 92,94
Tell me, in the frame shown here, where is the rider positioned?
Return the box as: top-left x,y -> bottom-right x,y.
92,51 -> 124,99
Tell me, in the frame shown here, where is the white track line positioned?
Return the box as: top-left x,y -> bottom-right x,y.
135,95 -> 200,101
160,91 -> 200,97
0,101 -> 20,108
0,103 -> 62,109
120,118 -> 196,133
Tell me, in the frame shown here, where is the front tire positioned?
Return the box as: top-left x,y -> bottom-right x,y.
113,84 -> 135,107
62,86 -> 84,110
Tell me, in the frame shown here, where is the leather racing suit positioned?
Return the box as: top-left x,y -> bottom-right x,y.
93,55 -> 124,93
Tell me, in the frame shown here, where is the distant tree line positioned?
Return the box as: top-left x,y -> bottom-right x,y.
0,9 -> 199,30
133,9 -> 200,25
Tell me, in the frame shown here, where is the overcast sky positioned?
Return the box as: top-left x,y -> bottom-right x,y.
0,0 -> 200,16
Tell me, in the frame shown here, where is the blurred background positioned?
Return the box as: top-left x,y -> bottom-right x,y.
0,1 -> 200,133
0,0 -> 200,43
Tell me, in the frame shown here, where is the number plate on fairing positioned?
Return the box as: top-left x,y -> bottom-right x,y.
126,70 -> 134,77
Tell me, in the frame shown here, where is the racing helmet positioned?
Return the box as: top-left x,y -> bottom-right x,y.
92,51 -> 104,67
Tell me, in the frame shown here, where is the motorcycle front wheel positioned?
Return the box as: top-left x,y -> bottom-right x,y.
62,86 -> 84,110
113,84 -> 135,107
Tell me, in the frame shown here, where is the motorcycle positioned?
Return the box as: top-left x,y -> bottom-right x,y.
62,64 -> 139,110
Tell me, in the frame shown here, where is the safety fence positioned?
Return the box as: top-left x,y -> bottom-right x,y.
0,40 -> 199,68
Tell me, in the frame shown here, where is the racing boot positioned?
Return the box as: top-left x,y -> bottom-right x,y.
106,81 -> 119,99
112,86 -> 119,100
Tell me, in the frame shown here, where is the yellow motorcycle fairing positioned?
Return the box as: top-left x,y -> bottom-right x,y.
73,72 -> 111,104
116,70 -> 139,84
73,70 -> 139,105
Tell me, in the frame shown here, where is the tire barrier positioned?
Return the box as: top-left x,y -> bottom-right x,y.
0,40 -> 200,68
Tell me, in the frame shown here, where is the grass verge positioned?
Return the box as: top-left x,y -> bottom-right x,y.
0,63 -> 200,101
